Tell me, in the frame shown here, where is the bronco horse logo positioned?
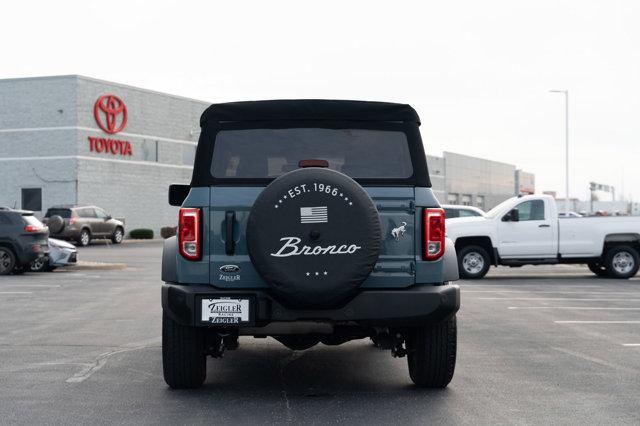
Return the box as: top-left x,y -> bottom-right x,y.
391,222 -> 407,241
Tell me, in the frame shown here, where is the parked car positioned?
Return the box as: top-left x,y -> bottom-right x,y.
29,238 -> 77,272
0,209 -> 49,275
162,100 -> 460,389
443,204 -> 485,219
446,194 -> 640,279
43,205 -> 124,246
559,211 -> 583,218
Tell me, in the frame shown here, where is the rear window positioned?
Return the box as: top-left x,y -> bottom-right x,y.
211,128 -> 413,179
45,208 -> 72,218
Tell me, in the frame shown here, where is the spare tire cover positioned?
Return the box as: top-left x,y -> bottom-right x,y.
247,168 -> 381,308
47,215 -> 65,234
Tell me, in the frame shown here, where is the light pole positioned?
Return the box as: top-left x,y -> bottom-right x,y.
550,89 -> 570,215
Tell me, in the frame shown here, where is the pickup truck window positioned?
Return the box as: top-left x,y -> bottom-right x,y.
211,128 -> 413,179
514,200 -> 545,221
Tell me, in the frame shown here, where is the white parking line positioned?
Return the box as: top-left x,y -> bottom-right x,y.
464,290 -> 640,295
0,284 -> 61,288
479,297 -> 640,301
508,306 -> 640,310
0,292 -> 33,295
555,321 -> 640,324
622,343 -> 640,347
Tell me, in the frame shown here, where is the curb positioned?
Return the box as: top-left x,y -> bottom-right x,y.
122,239 -> 164,244
68,261 -> 128,271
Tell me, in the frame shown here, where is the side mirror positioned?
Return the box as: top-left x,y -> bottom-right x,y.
503,208 -> 520,222
169,184 -> 190,207
105,215 -> 112,221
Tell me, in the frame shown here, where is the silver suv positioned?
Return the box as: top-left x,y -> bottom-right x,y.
44,205 -> 125,246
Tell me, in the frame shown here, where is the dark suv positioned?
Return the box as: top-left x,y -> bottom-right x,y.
43,206 -> 125,246
162,100 -> 460,389
0,209 -> 49,275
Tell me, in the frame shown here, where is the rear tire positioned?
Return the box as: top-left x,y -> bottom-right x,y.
603,245 -> 639,279
457,245 -> 491,279
0,247 -> 16,275
588,262 -> 609,278
77,229 -> 91,247
162,312 -> 207,389
407,316 -> 457,388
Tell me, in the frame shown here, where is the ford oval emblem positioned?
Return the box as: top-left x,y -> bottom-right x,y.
219,264 -> 241,273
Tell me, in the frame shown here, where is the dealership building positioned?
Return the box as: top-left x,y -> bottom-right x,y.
0,75 -> 208,235
0,75 -> 535,236
428,152 -> 535,210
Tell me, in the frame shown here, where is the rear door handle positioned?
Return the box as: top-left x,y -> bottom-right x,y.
539,224 -> 550,228
225,211 -> 236,255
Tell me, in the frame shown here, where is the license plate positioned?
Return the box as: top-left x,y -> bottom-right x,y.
201,298 -> 250,324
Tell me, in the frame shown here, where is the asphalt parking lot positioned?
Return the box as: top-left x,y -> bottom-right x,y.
1,242 -> 639,425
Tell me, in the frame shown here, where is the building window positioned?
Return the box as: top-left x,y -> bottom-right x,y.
461,194 -> 472,206
447,193 -> 459,204
476,195 -> 485,210
22,188 -> 42,211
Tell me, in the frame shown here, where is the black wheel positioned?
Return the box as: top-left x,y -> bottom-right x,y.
0,247 -> 16,275
457,245 -> 491,279
588,262 -> 609,278
407,316 -> 457,388
29,256 -> 48,273
111,227 -> 124,244
603,245 -> 639,279
77,229 -> 91,247
162,312 -> 206,389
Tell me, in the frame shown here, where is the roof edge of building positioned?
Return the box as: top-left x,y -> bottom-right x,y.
0,74 -> 211,105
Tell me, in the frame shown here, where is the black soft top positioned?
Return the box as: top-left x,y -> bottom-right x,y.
200,100 -> 421,126
192,99 -> 430,187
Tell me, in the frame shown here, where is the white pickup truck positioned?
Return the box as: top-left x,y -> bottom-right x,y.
446,194 -> 640,279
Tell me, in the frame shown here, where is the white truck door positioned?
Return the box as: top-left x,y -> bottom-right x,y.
498,198 -> 557,258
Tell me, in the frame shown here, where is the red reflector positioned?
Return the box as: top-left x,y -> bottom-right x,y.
179,208 -> 201,260
298,159 -> 329,168
423,208 -> 445,260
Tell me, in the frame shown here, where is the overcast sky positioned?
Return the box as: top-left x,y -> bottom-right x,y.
2,1 -> 639,201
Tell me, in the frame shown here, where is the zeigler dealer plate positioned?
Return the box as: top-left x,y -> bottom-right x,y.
201,298 -> 250,324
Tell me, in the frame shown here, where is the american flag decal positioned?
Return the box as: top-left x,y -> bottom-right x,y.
300,206 -> 328,224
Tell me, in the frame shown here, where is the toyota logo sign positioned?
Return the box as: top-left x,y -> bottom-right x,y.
94,94 -> 128,134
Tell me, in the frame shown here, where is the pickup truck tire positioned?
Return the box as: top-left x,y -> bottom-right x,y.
457,245 -> 490,279
603,245 -> 639,279
407,316 -> 457,388
587,262 -> 609,278
0,247 -> 16,275
162,312 -> 207,389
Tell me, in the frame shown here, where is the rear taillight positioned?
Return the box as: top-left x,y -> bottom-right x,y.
179,208 -> 201,260
423,208 -> 445,260
69,217 -> 77,225
24,225 -> 43,232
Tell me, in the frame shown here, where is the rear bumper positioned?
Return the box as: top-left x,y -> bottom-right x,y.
162,283 -> 460,328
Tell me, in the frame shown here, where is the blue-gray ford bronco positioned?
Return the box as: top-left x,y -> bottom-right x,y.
162,100 -> 460,389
